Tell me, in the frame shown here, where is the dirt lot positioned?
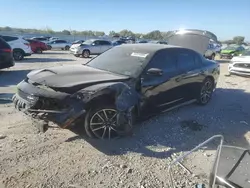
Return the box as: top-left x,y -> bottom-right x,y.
0,51 -> 250,188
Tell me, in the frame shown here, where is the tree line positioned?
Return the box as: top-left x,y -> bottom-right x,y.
0,26 -> 247,44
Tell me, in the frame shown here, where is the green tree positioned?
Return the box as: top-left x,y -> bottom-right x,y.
144,30 -> 163,40
119,29 -> 134,37
233,36 -> 245,44
62,30 -> 71,35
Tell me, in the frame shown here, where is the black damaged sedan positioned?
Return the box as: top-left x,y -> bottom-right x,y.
13,29 -> 220,139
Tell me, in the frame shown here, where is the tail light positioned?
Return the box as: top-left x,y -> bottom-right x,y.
2,48 -> 12,53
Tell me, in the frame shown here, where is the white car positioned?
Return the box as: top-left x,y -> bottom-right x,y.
70,39 -> 112,58
228,49 -> 250,76
46,40 -> 72,50
1,35 -> 33,61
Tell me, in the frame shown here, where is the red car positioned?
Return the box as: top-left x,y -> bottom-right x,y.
26,39 -> 48,53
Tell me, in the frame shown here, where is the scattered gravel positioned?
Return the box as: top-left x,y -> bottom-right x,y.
0,52 -> 249,188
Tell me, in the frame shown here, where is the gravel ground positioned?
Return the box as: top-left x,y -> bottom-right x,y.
0,51 -> 250,188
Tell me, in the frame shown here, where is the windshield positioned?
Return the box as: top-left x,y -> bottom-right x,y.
86,46 -> 151,77
82,39 -> 94,45
242,50 -> 250,56
224,46 -> 238,50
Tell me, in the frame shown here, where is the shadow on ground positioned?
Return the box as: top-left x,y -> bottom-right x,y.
67,88 -> 250,159
21,57 -> 75,63
0,69 -> 32,87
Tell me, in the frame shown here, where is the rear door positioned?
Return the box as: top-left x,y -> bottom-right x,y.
141,49 -> 182,111
99,40 -> 112,53
175,49 -> 204,100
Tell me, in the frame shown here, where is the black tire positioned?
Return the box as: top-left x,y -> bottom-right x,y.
47,45 -> 52,50
210,53 -> 215,60
196,78 -> 214,105
82,50 -> 90,58
84,103 -> 134,139
36,48 -> 42,54
13,50 -> 24,61
65,46 -> 70,50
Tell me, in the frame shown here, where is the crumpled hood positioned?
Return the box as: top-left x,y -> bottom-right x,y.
27,65 -> 129,88
231,56 -> 250,63
168,29 -> 217,55
221,49 -> 235,54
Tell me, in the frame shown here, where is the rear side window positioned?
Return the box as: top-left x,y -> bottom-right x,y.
56,40 -> 66,43
177,49 -> 196,71
2,36 -> 18,42
100,40 -> 111,45
0,37 -> 11,49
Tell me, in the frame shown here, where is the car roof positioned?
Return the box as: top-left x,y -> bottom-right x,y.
116,43 -> 182,53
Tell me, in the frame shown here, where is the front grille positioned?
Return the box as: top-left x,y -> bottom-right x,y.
17,89 -> 38,104
234,63 -> 250,69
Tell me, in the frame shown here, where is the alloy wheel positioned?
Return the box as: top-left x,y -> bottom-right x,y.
200,80 -> 213,104
83,50 -> 90,58
89,108 -> 122,139
13,51 -> 23,61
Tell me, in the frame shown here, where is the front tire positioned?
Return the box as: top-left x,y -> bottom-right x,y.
196,78 -> 214,105
82,50 -> 90,58
13,50 -> 24,61
47,45 -> 52,50
84,104 -> 134,139
36,48 -> 42,54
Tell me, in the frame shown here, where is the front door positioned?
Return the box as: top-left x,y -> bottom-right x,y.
99,40 -> 112,53
140,49 -> 182,113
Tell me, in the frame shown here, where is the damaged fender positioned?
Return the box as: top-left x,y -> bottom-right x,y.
74,82 -> 140,135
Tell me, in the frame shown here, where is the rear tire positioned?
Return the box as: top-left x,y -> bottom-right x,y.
65,46 -> 70,50
82,50 -> 90,58
13,49 -> 24,61
196,78 -> 214,105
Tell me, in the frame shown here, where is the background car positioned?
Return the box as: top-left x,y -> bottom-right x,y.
220,45 -> 245,59
30,37 -> 49,44
112,40 -> 126,46
46,39 -> 71,50
26,39 -> 48,53
72,40 -> 85,45
1,35 -> 33,61
228,49 -> 250,76
204,43 -> 217,60
0,37 -> 14,69
70,39 -> 112,58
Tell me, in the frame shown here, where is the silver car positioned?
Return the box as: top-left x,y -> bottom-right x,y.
204,43 -> 217,60
70,39 -> 113,58
47,40 -> 72,50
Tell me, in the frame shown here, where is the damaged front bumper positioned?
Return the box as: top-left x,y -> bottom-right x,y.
12,80 -> 86,129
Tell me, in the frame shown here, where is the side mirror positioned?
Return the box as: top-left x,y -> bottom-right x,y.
146,68 -> 163,76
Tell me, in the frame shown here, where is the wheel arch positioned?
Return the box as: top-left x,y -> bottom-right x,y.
13,48 -> 25,54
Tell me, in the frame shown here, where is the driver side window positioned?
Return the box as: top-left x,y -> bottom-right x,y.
146,49 -> 177,73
